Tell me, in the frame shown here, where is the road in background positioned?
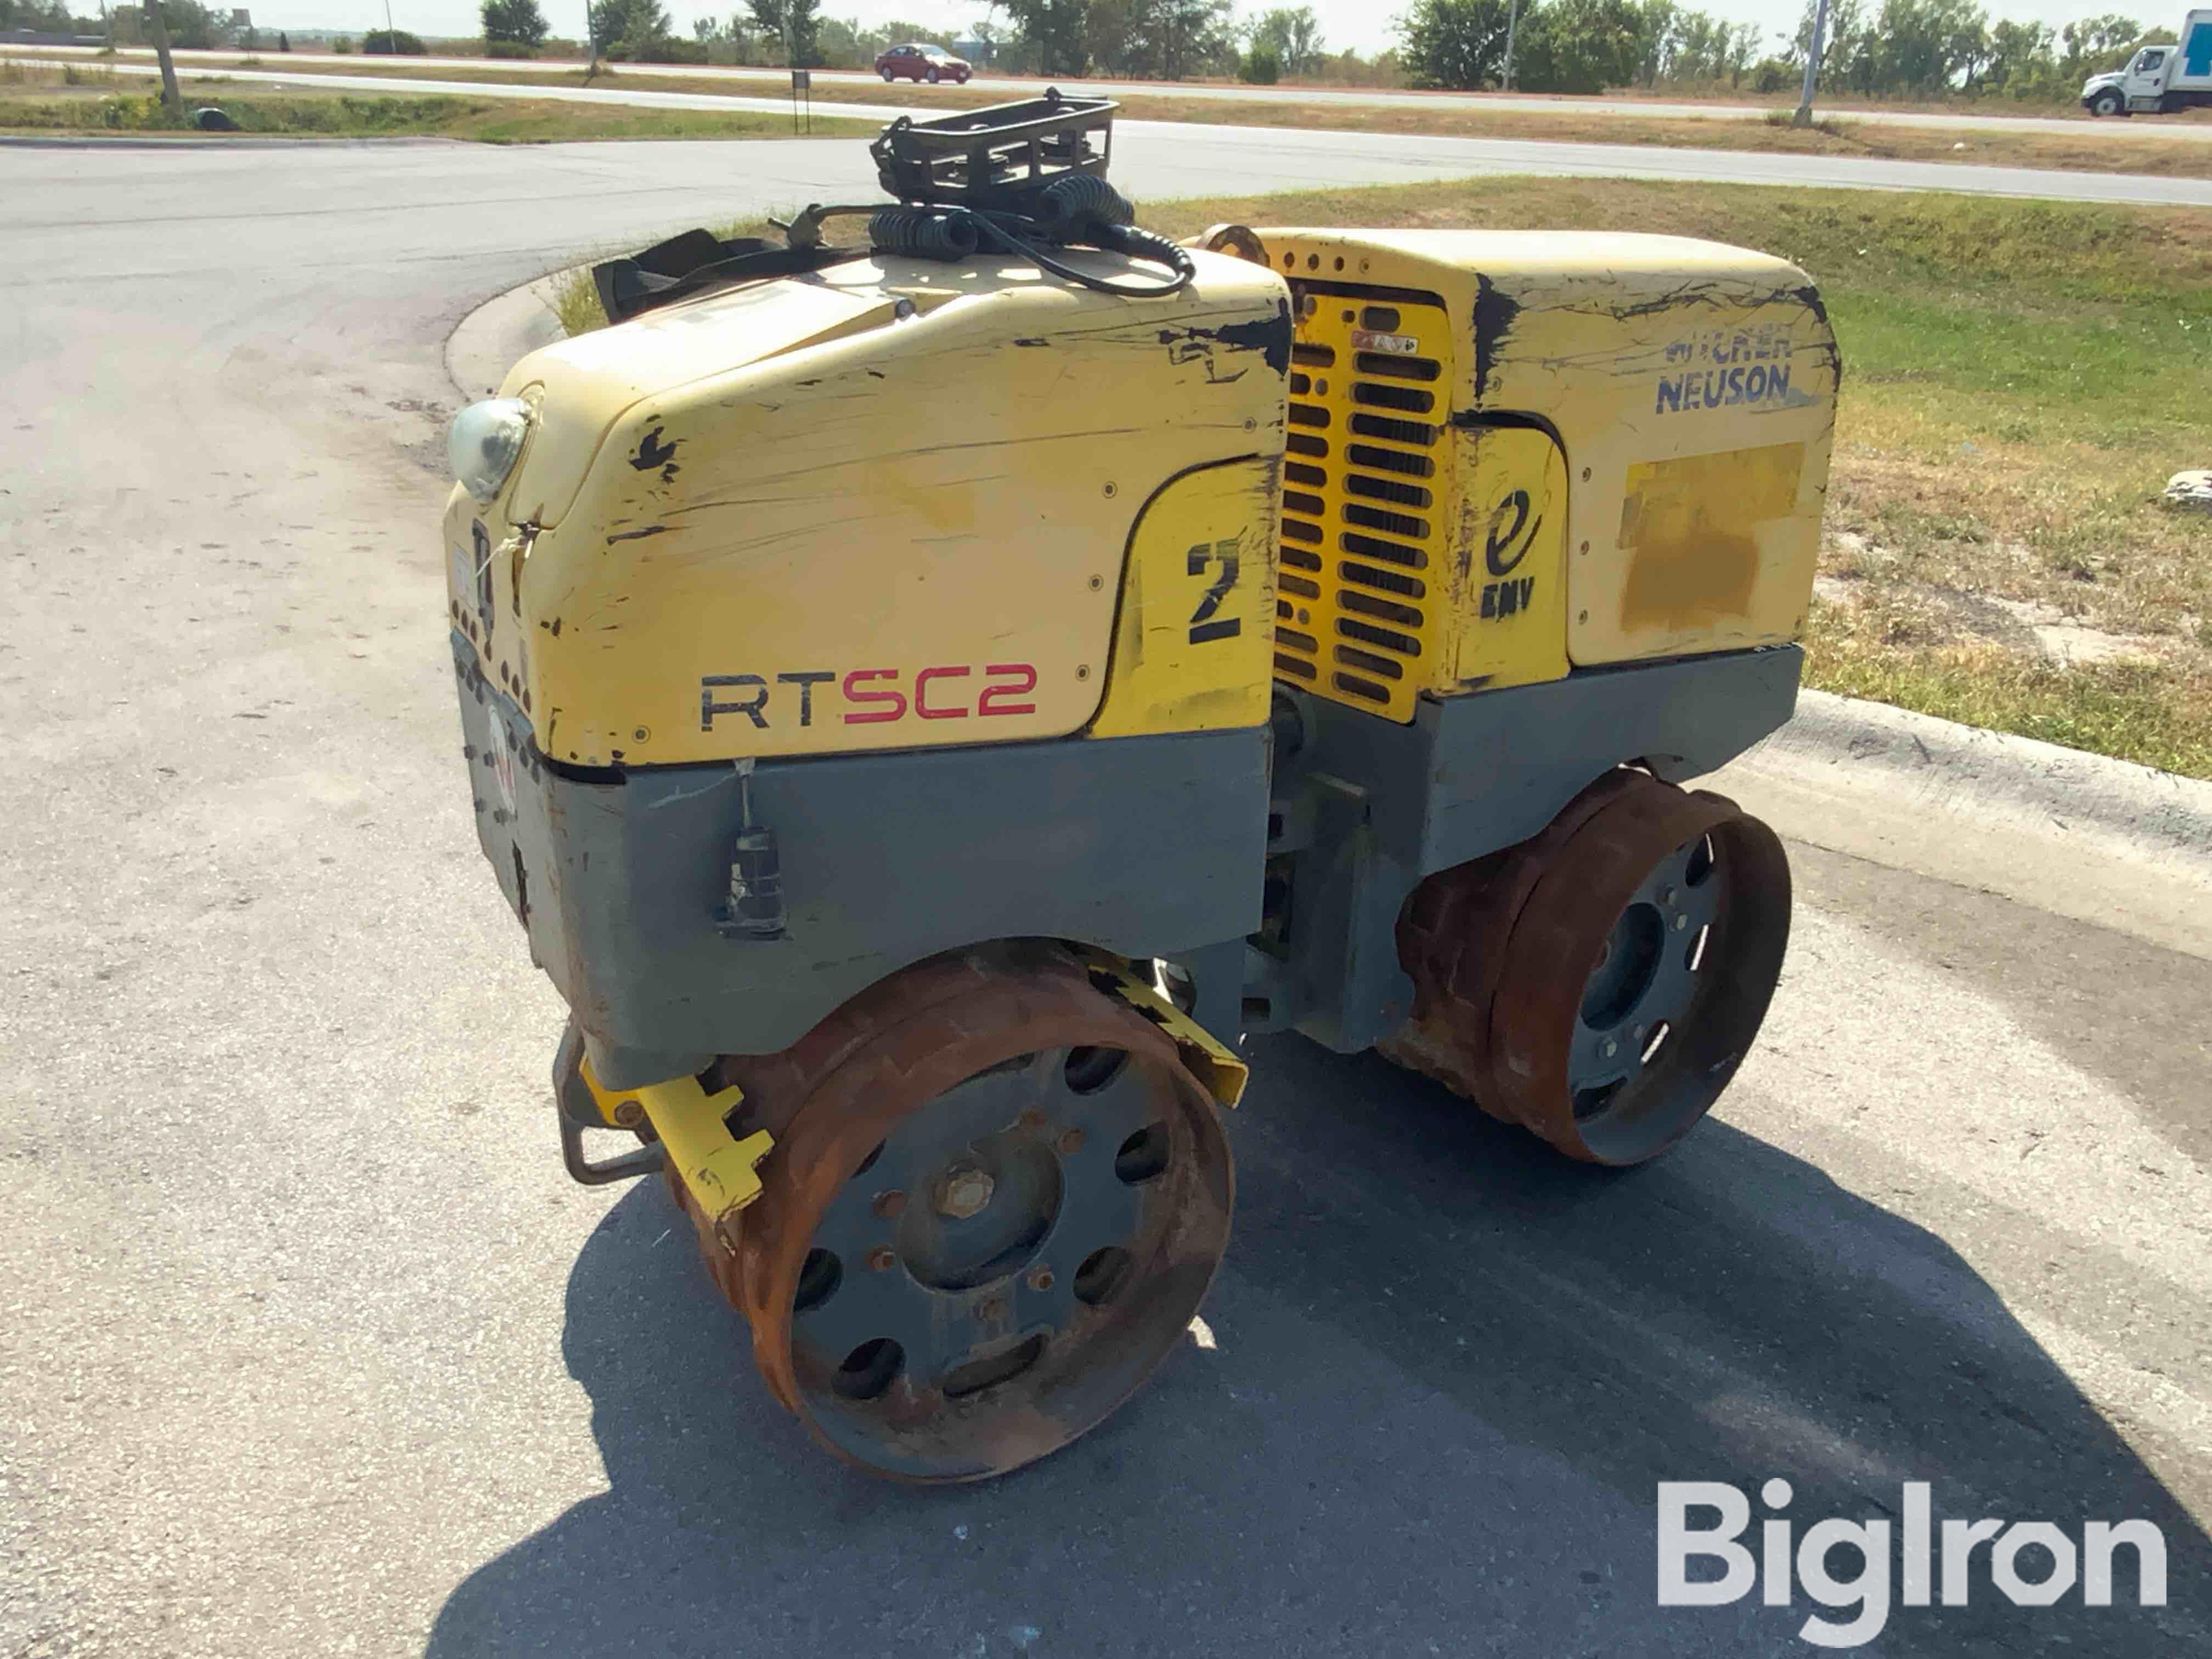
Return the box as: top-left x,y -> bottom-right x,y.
19,65 -> 2212,208
1,137 -> 2207,1656
13,40 -> 2212,140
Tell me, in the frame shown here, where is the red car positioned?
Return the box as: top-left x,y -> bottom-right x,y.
874,43 -> 972,84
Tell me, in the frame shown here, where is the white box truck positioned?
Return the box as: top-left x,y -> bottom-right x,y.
2083,13 -> 2212,114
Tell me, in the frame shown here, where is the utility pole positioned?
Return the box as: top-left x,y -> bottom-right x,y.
382,0 -> 396,49
142,0 -> 179,104
1793,0 -> 1830,127
1502,0 -> 1519,92
584,0 -> 599,72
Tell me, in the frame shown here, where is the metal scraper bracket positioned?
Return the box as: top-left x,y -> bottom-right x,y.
870,87 -> 1118,212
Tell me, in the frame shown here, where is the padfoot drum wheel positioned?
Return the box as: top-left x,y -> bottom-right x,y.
670,945 -> 1234,1481
1384,771 -> 1791,1165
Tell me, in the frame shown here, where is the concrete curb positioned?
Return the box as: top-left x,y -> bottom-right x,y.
1754,689 -> 2212,874
443,268 -> 575,400
1714,691 -> 2212,961
439,268 -> 2212,948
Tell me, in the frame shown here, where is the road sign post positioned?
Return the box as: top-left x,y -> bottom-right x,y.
1795,0 -> 1831,127
791,66 -> 811,135
140,0 -> 179,105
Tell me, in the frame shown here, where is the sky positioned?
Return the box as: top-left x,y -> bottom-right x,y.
250,1 -> 2161,63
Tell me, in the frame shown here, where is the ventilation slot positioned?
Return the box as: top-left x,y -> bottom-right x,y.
1339,617 -> 1422,657
1345,474 -> 1432,510
1332,673 -> 1391,705
1352,382 -> 1434,415
1359,306 -> 1400,331
1284,461 -> 1327,488
1283,518 -> 1322,545
1285,432 -> 1329,459
1347,443 -> 1432,478
1274,652 -> 1317,680
1291,342 -> 1336,368
1277,627 -> 1319,655
1280,573 -> 1322,600
1340,532 -> 1425,569
1355,352 -> 1441,382
1283,489 -> 1327,518
1339,560 -> 1424,597
1282,545 -> 1323,572
1287,402 -> 1330,429
1334,644 -> 1403,679
1344,503 -> 1430,540
1289,371 -> 1311,396
1349,413 -> 1436,447
1340,588 -> 1423,626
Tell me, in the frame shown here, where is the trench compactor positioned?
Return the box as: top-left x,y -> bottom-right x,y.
442,93 -> 1837,1481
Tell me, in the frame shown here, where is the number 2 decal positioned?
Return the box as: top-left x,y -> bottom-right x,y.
977,663 -> 1037,716
1187,537 -> 1242,644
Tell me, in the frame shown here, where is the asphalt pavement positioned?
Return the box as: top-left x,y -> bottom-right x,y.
20,42 -> 2212,142
27,64 -> 2212,209
1,136 -> 2207,1658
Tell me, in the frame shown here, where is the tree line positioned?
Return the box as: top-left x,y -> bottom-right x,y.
684,0 -> 2189,95
1395,0 -> 2183,98
577,0 -> 1327,80
453,0 -> 1330,79
25,0 -> 2181,101
1789,2 -> 2177,101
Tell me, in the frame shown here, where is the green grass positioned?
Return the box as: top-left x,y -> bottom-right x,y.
42,49 -> 2212,177
25,49 -> 2212,176
552,264 -> 620,337
1812,600 -> 2212,778
547,174 -> 2212,777
0,64 -> 876,140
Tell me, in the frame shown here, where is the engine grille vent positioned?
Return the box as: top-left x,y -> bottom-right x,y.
1271,287 -> 1449,721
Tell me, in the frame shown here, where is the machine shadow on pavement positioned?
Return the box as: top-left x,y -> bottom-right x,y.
427,1036 -> 2208,1658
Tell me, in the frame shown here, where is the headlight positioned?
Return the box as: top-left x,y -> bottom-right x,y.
448,398 -> 532,503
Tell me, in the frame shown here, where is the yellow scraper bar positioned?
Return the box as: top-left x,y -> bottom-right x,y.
1075,947 -> 1250,1109
580,1058 -> 773,1232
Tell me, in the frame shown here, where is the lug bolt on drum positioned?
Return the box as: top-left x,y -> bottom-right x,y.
669,947 -> 1234,1483
1384,771 -> 1792,1165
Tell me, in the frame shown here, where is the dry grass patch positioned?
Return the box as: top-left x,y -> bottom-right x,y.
57,52 -> 2212,179
1087,94 -> 2212,179
1812,596 -> 2212,777
0,58 -> 874,140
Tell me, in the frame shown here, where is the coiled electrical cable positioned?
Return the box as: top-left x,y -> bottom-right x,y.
861,175 -> 1197,296
866,206 -> 981,262
1030,172 -> 1134,239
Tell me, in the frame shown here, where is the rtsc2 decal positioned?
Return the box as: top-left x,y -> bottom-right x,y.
700,663 -> 1040,731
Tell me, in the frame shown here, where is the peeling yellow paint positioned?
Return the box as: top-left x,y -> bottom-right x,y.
1252,229 -> 1837,675
1451,427 -> 1570,692
448,251 -> 1290,766
1089,459 -> 1278,739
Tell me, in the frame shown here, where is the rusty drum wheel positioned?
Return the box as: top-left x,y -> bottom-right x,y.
1383,771 -> 1791,1165
679,945 -> 1234,1483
